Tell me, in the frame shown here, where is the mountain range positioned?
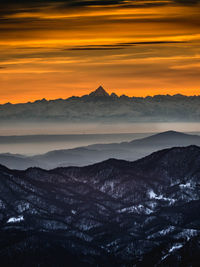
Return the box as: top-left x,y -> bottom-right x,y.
1,130 -> 200,170
1,145 -> 200,266
1,86 -> 200,122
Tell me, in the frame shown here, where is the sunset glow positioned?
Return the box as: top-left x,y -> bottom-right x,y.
1,0 -> 200,103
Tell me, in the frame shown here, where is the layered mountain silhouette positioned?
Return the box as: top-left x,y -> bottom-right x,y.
1,146 -> 200,266
1,86 -> 200,122
1,130 -> 200,170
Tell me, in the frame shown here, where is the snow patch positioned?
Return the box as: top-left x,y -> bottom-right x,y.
148,190 -> 175,205
175,229 -> 198,241
7,215 -> 24,223
169,243 -> 183,253
149,190 -> 157,199
118,204 -> 153,215
161,254 -> 168,261
179,182 -> 193,189
162,243 -> 184,261
71,210 -> 76,215
147,226 -> 175,239
159,226 -> 175,235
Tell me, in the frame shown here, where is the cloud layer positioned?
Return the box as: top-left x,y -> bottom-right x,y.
0,0 -> 200,103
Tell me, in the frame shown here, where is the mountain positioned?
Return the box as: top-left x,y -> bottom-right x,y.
1,146 -> 200,266
128,130 -> 200,146
1,131 -> 200,170
89,86 -> 110,97
0,153 -> 34,170
1,86 -> 200,122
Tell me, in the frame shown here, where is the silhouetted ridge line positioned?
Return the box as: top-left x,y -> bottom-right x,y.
1,131 -> 200,170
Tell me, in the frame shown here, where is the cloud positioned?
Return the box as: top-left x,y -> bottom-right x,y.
68,47 -> 124,51
118,41 -> 187,45
173,0 -> 200,5
64,41 -> 187,51
1,0 -> 199,18
57,0 -> 171,9
1,0 -> 200,8
64,0 -> 125,7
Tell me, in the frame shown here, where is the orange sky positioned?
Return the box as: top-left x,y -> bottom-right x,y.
0,0 -> 200,103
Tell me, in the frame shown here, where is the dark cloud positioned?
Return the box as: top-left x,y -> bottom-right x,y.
68,47 -> 124,51
173,0 -> 200,5
118,41 -> 186,45
0,0 -> 125,6
0,0 -> 200,20
65,41 -> 187,51
45,0 -> 171,10
64,0 -> 125,7
1,0 -> 199,6
1,0 -> 200,15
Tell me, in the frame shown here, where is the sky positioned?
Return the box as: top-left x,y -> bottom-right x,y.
0,0 -> 200,103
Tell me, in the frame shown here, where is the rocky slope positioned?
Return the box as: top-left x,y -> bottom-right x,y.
0,146 -> 200,266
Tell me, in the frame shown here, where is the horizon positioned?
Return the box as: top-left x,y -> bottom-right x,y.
1,85 -> 200,105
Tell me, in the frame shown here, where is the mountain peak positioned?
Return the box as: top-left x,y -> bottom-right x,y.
154,130 -> 188,138
89,86 -> 109,97
110,92 -> 118,98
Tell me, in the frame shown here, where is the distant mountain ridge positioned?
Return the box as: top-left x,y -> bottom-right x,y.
1,86 -> 200,122
1,145 -> 200,266
1,130 -> 200,170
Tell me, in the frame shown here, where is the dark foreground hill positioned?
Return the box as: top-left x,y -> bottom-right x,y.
1,130 -> 200,169
1,146 -> 200,266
